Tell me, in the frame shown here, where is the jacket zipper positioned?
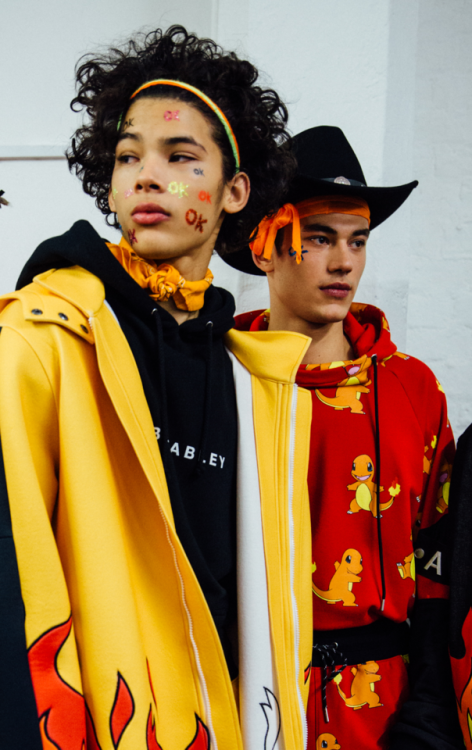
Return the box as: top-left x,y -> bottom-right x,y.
288,384 -> 308,749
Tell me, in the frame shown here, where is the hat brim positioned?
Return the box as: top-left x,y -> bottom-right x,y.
218,177 -> 418,276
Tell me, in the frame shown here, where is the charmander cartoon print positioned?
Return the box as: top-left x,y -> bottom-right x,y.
347,455 -> 396,517
436,460 -> 452,513
423,435 -> 437,475
316,733 -> 341,749
315,362 -> 371,415
397,552 -> 415,582
333,661 -> 383,710
312,549 -> 363,606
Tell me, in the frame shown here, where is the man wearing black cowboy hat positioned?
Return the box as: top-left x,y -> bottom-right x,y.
222,126 -> 462,749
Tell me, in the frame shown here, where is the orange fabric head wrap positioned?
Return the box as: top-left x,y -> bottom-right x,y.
107,237 -> 213,311
250,196 -> 370,264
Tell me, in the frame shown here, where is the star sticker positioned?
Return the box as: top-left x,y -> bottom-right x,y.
289,247 -> 308,260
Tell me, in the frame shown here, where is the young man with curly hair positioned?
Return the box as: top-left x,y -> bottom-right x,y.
225,126 -> 462,749
0,27 -> 312,750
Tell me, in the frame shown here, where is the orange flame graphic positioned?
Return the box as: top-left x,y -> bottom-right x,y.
27,616 -> 101,750
146,709 -> 210,750
110,673 -> 135,748
147,706 -> 164,750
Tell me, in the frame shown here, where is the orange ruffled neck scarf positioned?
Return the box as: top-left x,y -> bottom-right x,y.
250,196 -> 371,264
107,236 -> 213,312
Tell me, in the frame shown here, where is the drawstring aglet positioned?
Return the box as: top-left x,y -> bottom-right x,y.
324,707 -> 329,723
381,598 -> 386,612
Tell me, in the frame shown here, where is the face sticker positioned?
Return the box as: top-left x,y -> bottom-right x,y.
186,209 -> 208,233
128,229 -> 137,245
112,187 -> 118,198
164,110 -> 180,121
195,214 -> 208,233
194,168 -> 204,176
124,189 -> 134,198
198,190 -> 212,204
122,118 -> 134,131
168,182 -> 189,198
289,246 -> 308,261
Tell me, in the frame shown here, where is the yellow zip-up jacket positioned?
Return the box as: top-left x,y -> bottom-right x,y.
0,266 -> 312,750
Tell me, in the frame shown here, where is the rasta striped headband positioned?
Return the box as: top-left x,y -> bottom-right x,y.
118,79 -> 240,173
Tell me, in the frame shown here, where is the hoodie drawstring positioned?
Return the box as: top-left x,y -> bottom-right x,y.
372,354 -> 386,612
196,321 -> 214,474
312,642 -> 347,722
152,308 -> 170,473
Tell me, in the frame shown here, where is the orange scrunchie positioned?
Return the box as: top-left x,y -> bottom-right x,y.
250,196 -> 371,264
107,237 -> 213,312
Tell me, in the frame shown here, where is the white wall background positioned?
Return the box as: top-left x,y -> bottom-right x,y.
1,0 -> 471,436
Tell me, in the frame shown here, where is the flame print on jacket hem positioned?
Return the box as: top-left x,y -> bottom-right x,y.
27,615 -> 101,750
146,708 -> 210,750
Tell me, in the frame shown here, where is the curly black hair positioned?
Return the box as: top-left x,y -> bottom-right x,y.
67,25 -> 295,255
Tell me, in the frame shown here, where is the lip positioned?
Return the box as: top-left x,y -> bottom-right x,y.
354,473 -> 370,481
319,283 -> 351,299
132,203 -> 170,226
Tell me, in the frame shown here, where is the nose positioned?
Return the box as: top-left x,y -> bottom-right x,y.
327,240 -> 353,275
134,158 -> 164,194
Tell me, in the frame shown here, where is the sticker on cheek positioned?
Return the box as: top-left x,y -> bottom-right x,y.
164,110 -> 180,120
124,189 -> 134,198
186,209 -> 197,226
199,191 -> 212,204
128,229 -> 137,245
168,182 -> 189,198
194,168 -> 204,176
289,247 -> 308,260
185,209 -> 207,231
112,187 -> 118,198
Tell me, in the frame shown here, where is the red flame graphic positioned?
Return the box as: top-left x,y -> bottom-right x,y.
146,709 -> 210,750
184,716 -> 210,750
110,673 -> 135,748
146,659 -> 157,706
147,706 -> 164,750
27,616 -> 101,750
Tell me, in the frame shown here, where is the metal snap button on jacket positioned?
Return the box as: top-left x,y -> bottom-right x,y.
31,309 -> 43,315
58,313 -> 69,321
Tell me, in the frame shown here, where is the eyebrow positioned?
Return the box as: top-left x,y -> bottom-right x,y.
116,133 -> 207,153
117,132 -> 140,143
302,222 -> 370,238
162,136 -> 207,152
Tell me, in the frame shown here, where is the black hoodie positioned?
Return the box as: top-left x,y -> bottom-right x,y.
17,220 -> 238,675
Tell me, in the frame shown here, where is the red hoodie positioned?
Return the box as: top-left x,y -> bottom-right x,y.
236,303 -> 459,750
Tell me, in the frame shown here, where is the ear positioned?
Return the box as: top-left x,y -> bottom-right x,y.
222,171 -> 251,215
108,185 -> 116,213
251,249 -> 275,275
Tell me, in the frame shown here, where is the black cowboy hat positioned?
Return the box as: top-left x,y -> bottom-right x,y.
219,125 -> 418,275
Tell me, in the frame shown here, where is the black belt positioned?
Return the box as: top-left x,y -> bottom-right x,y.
311,619 -> 410,722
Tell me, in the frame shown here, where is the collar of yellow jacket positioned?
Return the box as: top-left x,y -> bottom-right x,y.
107,236 -> 213,312
23,266 -> 311,385
225,328 -> 311,384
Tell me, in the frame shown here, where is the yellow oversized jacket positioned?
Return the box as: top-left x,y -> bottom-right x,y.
0,266 -> 312,750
